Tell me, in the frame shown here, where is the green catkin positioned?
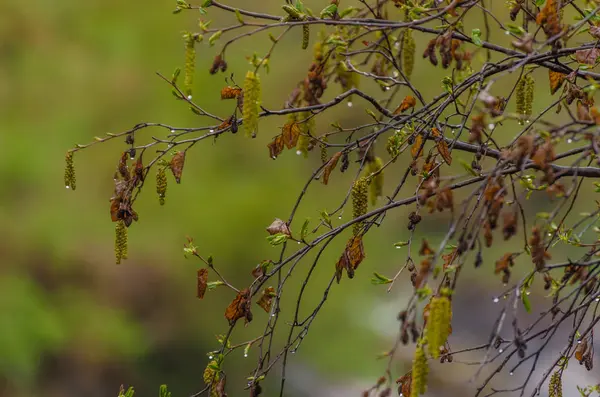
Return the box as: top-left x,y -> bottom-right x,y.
426,288 -> 452,358
402,29 -> 416,80
549,371 -> 562,397
184,33 -> 196,97
351,177 -> 369,236
516,74 -> 534,124
156,167 -> 167,205
115,220 -> 128,264
367,157 -> 384,206
320,135 -> 328,164
202,361 -> 220,397
410,342 -> 429,397
242,71 -> 261,138
302,25 -> 310,50
64,151 -> 76,190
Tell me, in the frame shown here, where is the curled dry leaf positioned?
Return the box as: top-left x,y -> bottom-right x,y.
335,235 -> 365,283
282,122 -> 301,149
394,95 -> 416,115
419,239 -> 435,256
170,151 -> 186,183
548,70 -> 566,95
267,135 -> 285,159
197,268 -> 208,299
436,138 -> 452,165
322,151 -> 342,185
396,372 -> 412,397
224,288 -> 252,326
575,48 -> 600,65
266,218 -> 291,237
256,286 -> 276,312
411,134 -> 424,159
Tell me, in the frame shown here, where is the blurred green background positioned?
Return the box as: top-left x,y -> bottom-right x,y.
1,0 -> 598,396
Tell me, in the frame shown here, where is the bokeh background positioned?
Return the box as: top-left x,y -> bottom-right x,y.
1,1 -> 599,396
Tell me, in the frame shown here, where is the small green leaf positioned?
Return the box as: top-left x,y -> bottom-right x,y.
300,218 -> 310,240
171,67 -> 181,84
320,209 -> 332,227
505,23 -> 525,36
460,159 -> 479,176
235,9 -> 244,24
394,241 -> 409,248
471,28 -> 483,46
207,281 -> 225,290
159,385 -> 172,397
208,30 -> 222,46
319,4 -> 338,19
267,233 -> 288,246
371,272 -> 393,285
521,291 -> 531,312
534,0 -> 545,6
201,0 -> 212,7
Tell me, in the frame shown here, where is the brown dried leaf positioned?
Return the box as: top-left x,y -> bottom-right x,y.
170,151 -> 186,184
419,239 -> 435,256
575,48 -> 600,65
267,135 -> 285,159
118,151 -> 129,179
282,122 -> 300,149
197,268 -> 208,299
110,198 -> 120,222
393,95 -> 416,115
335,235 -> 366,283
575,338 -> 588,363
436,138 -> 452,165
221,86 -> 242,99
266,218 -> 291,237
256,286 -> 276,312
322,151 -> 342,185
411,134 -> 424,159
224,288 -> 252,326
396,372 -> 412,397
548,70 -> 566,95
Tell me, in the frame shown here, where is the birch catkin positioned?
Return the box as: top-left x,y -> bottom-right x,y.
243,71 -> 261,138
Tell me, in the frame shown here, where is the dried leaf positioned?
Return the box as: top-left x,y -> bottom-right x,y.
575,48 -> 600,65
419,239 -> 435,256
266,218 -> 291,237
575,338 -> 588,363
170,151 -> 186,183
394,95 -> 416,115
436,139 -> 452,165
396,372 -> 412,397
335,235 -> 366,283
411,134 -> 424,159
221,86 -> 242,99
224,288 -> 252,326
282,122 -> 301,149
548,70 -> 566,95
256,286 -> 276,312
110,198 -> 120,222
267,135 -> 285,159
322,151 -> 342,185
118,152 -> 129,179
197,268 -> 208,299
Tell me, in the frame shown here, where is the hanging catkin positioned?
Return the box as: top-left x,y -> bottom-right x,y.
516,74 -> 534,124
156,167 -> 167,205
426,288 -> 452,358
410,342 -> 429,397
184,33 -> 196,97
302,25 -> 310,50
115,220 -> 128,264
549,371 -> 562,397
243,71 -> 261,138
352,177 -> 369,236
402,29 -> 416,80
64,151 -> 76,190
367,157 -> 384,205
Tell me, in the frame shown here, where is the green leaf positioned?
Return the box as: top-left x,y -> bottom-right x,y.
300,218 -> 310,240
460,159 -> 479,176
320,4 -> 338,19
201,0 -> 212,7
171,67 -> 181,84
394,241 -> 409,248
320,209 -> 332,228
371,272 -> 393,285
207,281 -> 224,290
505,24 -> 525,36
159,385 -> 171,397
267,233 -> 288,246
208,30 -> 222,46
534,0 -> 545,6
471,28 -> 483,46
416,285 -> 432,301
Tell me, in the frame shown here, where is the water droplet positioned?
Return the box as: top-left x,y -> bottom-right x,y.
503,283 -> 508,287
297,241 -> 301,245
493,297 -> 499,303
393,71 -> 399,78
244,353 -> 248,358
385,86 -> 390,91
130,156 -> 135,160
209,355 -> 213,359
548,233 -> 552,237
451,130 -> 455,134
271,313 -> 276,317
526,291 -> 531,296
338,215 -> 342,220
567,138 -> 573,144
509,372 -> 514,376
595,297 -> 599,302
296,150 -> 302,155
499,349 -> 503,353
577,339 -> 582,344
526,119 -> 530,124
209,129 -> 214,133
505,30 -> 510,35
272,156 -> 277,160
66,185 -> 70,189
347,101 -> 353,108
171,129 -> 176,133
290,350 -> 296,354
488,124 -> 495,129
187,95 -> 193,100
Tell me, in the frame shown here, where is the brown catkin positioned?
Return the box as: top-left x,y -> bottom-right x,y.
410,343 -> 429,397
184,33 -> 196,97
156,167 -> 167,205
367,157 -> 384,205
64,151 -> 76,190
115,220 -> 128,264
352,177 -> 369,236
242,71 -> 261,138
426,288 -> 452,358
549,371 -> 562,397
302,25 -> 310,50
402,29 -> 416,80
